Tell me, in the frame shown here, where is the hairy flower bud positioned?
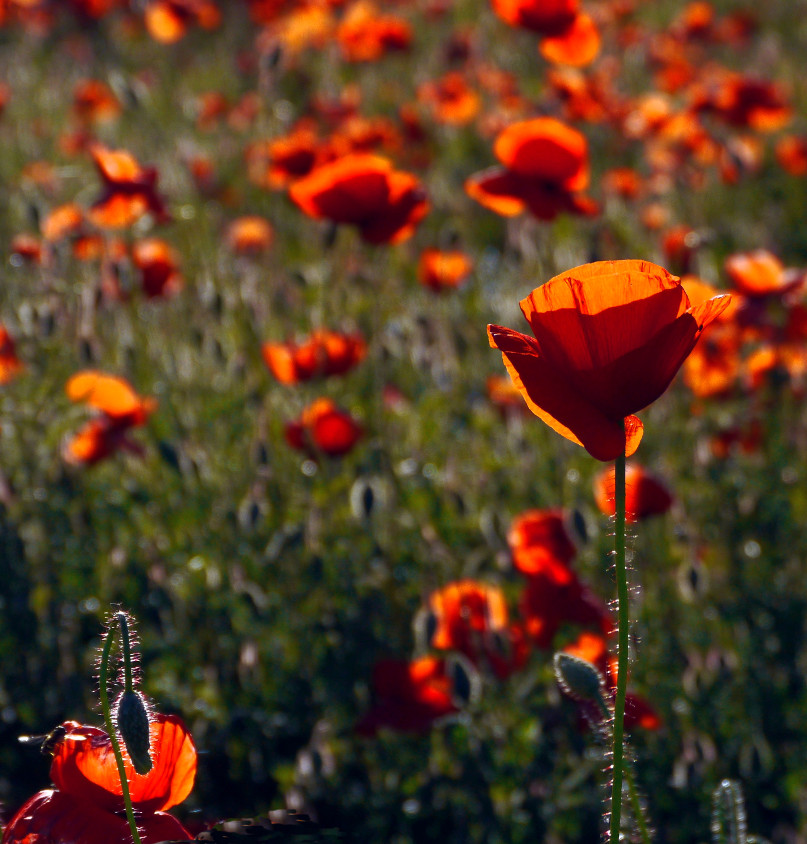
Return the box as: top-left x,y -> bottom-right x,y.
116,690 -> 152,775
553,651 -> 606,704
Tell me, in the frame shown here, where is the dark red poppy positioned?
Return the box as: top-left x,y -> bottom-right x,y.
132,238 -> 183,298
508,509 -> 577,578
87,144 -> 169,229
593,463 -> 674,522
289,153 -> 428,244
488,260 -> 730,460
263,329 -> 366,384
2,715 -> 196,844
465,117 -> 596,221
336,2 -> 412,63
0,324 -> 23,384
285,398 -> 363,457
356,657 -> 459,736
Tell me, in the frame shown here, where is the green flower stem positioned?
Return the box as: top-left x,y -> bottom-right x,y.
118,611 -> 135,693
99,614 -> 142,844
624,761 -> 652,844
610,451 -> 628,844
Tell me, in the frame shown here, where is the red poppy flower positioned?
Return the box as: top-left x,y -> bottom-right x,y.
289,153 -> 428,244
519,563 -> 611,649
491,0 -> 579,36
417,72 -> 480,126
2,715 -> 196,844
336,1 -> 412,63
285,398 -> 363,457
63,371 -> 156,465
245,125 -> 323,190
487,260 -> 730,460
539,12 -> 600,67
593,463 -> 674,522
775,134 -> 807,176
143,0 -> 221,43
417,248 -> 473,292
427,580 -> 509,658
225,216 -> 274,254
508,509 -> 577,578
0,325 -> 24,384
87,144 -> 169,229
263,329 -> 366,384
132,238 -> 183,298
724,250 -> 805,299
356,657 -> 459,736
72,79 -> 121,124
465,117 -> 596,221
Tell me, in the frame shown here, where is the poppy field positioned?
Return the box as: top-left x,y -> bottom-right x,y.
3,0 -> 807,842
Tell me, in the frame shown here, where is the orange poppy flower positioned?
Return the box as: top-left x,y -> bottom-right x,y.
284,398 -> 363,457
417,248 -> 473,292
488,260 -> 731,460
507,508 -> 577,578
775,134 -> 807,176
263,329 -> 366,384
289,153 -> 429,244
72,78 -> 121,124
355,657 -> 459,735
0,325 -> 24,384
336,1 -> 412,63
594,463 -> 674,522
539,12 -> 600,67
3,714 -> 195,844
41,203 -> 85,242
724,250 -> 805,299
417,72 -> 480,126
87,144 -> 169,229
427,580 -> 509,657
225,215 -> 274,254
64,372 -> 156,465
132,238 -> 183,298
465,117 -> 596,221
143,0 -> 221,43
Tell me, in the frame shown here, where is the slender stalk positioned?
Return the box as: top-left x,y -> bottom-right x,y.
610,450 -> 628,844
623,761 -> 652,844
99,615 -> 142,844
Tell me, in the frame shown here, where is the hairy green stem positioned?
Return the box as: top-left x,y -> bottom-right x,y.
610,451 -> 628,844
99,614 -> 142,844
624,760 -> 652,844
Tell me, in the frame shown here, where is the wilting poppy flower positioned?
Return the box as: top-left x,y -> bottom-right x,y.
594,462 -> 674,522
225,215 -> 274,254
2,714 -> 196,844
87,144 -> 169,229
132,238 -> 183,298
63,371 -> 156,465
417,248 -> 473,292
289,153 -> 428,244
508,508 -> 577,578
487,260 -> 730,460
0,325 -> 24,384
356,657 -> 459,736
465,117 -> 596,221
263,329 -> 366,384
285,398 -> 363,457
724,250 -> 805,299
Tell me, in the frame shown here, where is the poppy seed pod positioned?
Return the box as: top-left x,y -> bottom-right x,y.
116,690 -> 152,776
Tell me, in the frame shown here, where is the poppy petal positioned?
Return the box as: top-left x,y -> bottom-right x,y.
464,168 -> 527,216
539,13 -> 601,68
488,324 -> 635,460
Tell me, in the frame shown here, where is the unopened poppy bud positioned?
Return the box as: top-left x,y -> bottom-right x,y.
553,652 -> 606,704
116,690 -> 152,775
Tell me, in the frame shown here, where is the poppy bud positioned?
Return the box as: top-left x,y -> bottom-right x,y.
553,651 -> 606,705
116,690 -> 152,775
